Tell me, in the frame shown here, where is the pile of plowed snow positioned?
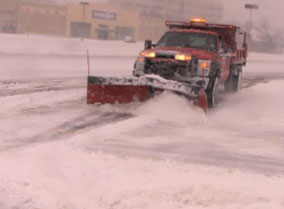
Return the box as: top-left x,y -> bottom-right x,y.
134,92 -> 206,124
211,80 -> 284,124
87,92 -> 206,140
96,80 -> 284,127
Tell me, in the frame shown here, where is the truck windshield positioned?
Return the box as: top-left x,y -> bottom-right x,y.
157,31 -> 217,52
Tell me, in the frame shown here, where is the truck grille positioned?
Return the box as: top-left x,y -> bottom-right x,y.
144,60 -> 189,79
143,56 -> 198,81
155,52 -> 175,59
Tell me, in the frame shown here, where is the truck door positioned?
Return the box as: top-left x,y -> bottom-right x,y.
218,41 -> 231,83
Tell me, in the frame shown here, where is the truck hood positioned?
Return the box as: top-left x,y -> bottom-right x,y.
153,46 -> 216,60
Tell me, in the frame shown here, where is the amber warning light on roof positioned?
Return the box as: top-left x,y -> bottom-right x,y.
190,18 -> 207,24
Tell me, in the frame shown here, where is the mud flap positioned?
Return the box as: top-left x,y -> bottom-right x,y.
196,90 -> 208,112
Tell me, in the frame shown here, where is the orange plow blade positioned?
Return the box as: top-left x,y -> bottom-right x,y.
87,84 -> 151,104
87,76 -> 208,112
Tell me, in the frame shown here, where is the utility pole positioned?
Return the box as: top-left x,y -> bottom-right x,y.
80,1 -> 89,40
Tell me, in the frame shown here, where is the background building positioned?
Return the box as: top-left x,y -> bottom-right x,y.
108,0 -> 223,41
66,3 -> 139,40
18,1 -> 66,36
0,0 -> 66,35
0,0 -> 19,33
0,0 -> 223,41
108,0 -> 222,21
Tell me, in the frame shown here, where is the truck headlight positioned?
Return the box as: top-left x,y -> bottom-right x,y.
175,53 -> 192,61
197,60 -> 211,76
140,50 -> 156,58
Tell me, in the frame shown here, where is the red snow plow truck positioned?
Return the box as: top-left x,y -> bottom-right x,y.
87,18 -> 248,111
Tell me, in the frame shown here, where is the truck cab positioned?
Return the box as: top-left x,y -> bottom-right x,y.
133,18 -> 247,107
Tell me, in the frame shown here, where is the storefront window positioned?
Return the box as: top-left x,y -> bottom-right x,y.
115,27 -> 134,40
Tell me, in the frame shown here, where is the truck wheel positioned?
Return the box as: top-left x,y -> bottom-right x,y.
225,66 -> 242,93
207,76 -> 219,108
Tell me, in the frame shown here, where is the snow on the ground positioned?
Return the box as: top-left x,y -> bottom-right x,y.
1,140 -> 284,209
0,87 -> 86,143
248,52 -> 284,62
0,33 -> 143,57
212,80 -> 284,124
1,33 -> 284,209
1,32 -> 283,62
2,82 -> 283,208
0,32 -> 141,80
0,32 -> 283,80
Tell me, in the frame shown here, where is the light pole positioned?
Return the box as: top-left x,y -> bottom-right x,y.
180,0 -> 185,21
244,4 -> 259,33
80,1 -> 89,40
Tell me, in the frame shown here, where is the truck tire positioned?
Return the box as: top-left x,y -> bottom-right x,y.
225,66 -> 242,93
206,76 -> 219,108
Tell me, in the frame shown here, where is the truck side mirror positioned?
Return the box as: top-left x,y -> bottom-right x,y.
145,40 -> 152,49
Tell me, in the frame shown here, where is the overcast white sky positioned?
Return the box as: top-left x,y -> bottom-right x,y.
221,0 -> 282,30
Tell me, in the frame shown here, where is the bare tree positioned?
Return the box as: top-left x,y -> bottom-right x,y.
247,17 -> 284,53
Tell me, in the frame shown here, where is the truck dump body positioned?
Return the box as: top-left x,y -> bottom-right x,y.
166,20 -> 238,47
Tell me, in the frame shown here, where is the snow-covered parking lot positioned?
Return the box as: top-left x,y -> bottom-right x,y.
0,33 -> 284,209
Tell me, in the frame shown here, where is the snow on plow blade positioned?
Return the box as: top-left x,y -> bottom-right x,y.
87,76 -> 208,112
